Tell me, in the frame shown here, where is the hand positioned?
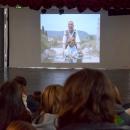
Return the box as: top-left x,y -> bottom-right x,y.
68,37 -> 75,44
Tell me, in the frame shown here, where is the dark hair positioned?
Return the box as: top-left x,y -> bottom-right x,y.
13,76 -> 27,94
13,76 -> 27,86
41,84 -> 63,114
58,69 -> 116,128
0,81 -> 31,129
33,91 -> 42,103
7,121 -> 36,130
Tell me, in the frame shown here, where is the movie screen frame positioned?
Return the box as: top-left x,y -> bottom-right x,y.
41,14 -> 100,63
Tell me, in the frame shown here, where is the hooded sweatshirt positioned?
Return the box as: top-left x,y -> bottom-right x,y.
33,112 -> 57,130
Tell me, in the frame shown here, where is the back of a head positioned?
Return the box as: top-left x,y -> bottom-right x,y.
58,68 -> 116,128
13,76 -> 27,94
33,91 -> 42,103
41,84 -> 63,114
0,81 -> 24,110
13,76 -> 27,86
0,81 -> 29,128
7,121 -> 36,130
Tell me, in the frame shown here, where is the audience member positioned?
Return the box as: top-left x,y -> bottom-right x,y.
57,69 -> 130,130
1,71 -> 130,130
33,84 -> 63,130
7,121 -> 36,130
0,81 -> 31,130
27,91 -> 41,113
13,76 -> 28,109
114,85 -> 130,125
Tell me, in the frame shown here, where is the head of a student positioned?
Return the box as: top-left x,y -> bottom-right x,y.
7,121 -> 36,130
13,76 -> 27,95
58,69 -> 116,127
32,91 -> 42,103
68,21 -> 74,32
0,81 -> 26,127
41,84 -> 63,114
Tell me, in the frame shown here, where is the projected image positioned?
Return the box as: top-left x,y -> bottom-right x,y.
41,14 -> 100,63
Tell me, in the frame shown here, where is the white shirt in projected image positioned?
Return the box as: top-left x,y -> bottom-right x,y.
62,30 -> 80,60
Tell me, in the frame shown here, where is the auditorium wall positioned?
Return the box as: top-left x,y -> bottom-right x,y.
9,7 -> 130,69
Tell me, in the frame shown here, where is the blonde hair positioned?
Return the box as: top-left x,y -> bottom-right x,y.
41,84 -> 63,114
7,121 -> 36,130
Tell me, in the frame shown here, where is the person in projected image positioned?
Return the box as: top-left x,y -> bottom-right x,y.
62,21 -> 81,63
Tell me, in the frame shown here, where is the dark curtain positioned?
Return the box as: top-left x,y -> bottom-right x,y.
0,0 -> 130,12
0,8 -> 4,82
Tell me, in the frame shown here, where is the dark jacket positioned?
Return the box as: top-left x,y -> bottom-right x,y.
115,104 -> 130,125
27,95 -> 40,113
58,123 -> 130,130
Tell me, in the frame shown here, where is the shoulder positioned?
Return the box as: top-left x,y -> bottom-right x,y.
74,30 -> 78,35
33,113 -> 57,124
58,122 -> 129,130
64,30 -> 69,35
19,110 -> 32,122
33,113 -> 57,130
44,113 -> 57,122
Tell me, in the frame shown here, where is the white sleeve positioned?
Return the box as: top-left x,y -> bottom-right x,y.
75,31 -> 80,49
63,31 -> 67,44
62,31 -> 67,49
75,31 -> 80,43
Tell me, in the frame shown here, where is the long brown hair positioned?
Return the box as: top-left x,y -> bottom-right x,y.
41,84 -> 63,114
58,68 -> 116,128
13,76 -> 27,95
0,81 -> 31,129
7,121 -> 36,130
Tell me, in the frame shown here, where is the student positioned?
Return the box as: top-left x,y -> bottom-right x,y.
33,84 -> 63,130
57,69 -> 130,130
0,81 -> 31,130
27,91 -> 42,113
13,76 -> 28,108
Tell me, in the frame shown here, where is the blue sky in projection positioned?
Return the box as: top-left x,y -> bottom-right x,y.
41,14 -> 100,35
